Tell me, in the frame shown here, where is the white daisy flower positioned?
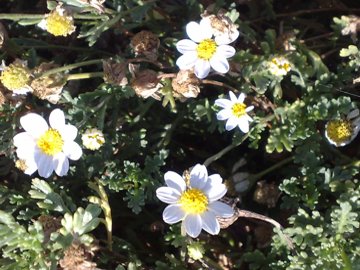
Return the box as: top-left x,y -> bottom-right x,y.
38,4 -> 76,37
215,91 -> 254,133
0,59 -> 33,95
268,56 -> 291,77
81,128 -> 105,150
176,20 -> 236,79
325,108 -> 360,147
13,109 -> 82,178
156,164 -> 234,238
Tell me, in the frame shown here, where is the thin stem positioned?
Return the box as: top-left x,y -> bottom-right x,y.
340,247 -> 352,270
0,13 -> 108,21
38,59 -> 103,78
66,72 -> 104,81
202,79 -> 238,93
251,156 -> 294,181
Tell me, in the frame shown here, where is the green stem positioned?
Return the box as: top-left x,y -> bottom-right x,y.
251,156 -> 294,181
38,59 -> 103,78
0,13 -> 108,21
340,247 -> 352,270
67,72 -> 104,81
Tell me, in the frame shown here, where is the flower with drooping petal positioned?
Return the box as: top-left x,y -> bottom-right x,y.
156,164 -> 234,238
38,4 -> 75,37
13,109 -> 82,178
215,91 -> 254,133
325,108 -> 360,147
0,59 -> 33,95
81,128 -> 105,150
176,19 -> 236,79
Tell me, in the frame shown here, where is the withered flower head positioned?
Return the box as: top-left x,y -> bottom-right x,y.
201,10 -> 239,45
59,242 -> 99,270
37,214 -> 62,243
102,59 -> 128,87
171,69 -> 200,102
31,62 -> 66,104
253,181 -> 281,208
0,22 -> 8,49
340,15 -> 360,40
131,31 -> 160,61
131,69 -> 162,100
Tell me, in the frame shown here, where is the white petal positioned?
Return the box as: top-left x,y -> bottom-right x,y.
201,211 -> 220,235
54,153 -> 69,176
225,116 -> 238,131
16,144 -> 36,160
238,93 -> 245,103
35,153 -> 54,178
216,45 -> 236,58
164,171 -> 186,193
215,30 -> 239,45
194,59 -> 210,79
209,56 -> 230,74
190,164 -> 208,190
60,124 -> 78,142
176,39 -> 197,54
208,201 -> 234,217
245,105 -> 254,113
163,204 -> 186,224
202,174 -> 223,194
348,109 -> 359,120
20,113 -> 48,138
24,159 -> 38,175
229,91 -> 237,102
238,116 -> 250,133
199,18 -> 214,39
184,214 -> 202,238
62,141 -> 82,160
215,98 -> 232,108
49,109 -> 65,130
216,109 -> 232,120
207,183 -> 227,202
37,19 -> 47,30
176,52 -> 198,70
13,132 -> 35,148
186,21 -> 203,43
156,187 -> 181,204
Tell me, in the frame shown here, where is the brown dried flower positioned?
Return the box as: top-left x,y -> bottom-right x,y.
102,59 -> 128,86
340,15 -> 360,40
131,31 -> 160,61
131,69 -> 162,100
31,62 -> 66,104
253,181 -> 281,208
0,22 -> 8,49
171,70 -> 200,101
59,242 -> 100,270
37,215 -> 62,243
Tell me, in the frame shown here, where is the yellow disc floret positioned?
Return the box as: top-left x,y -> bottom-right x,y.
196,39 -> 217,60
271,58 -> 291,72
0,62 -> 31,91
231,102 -> 247,118
45,10 -> 75,37
37,128 -> 64,156
326,119 -> 353,145
179,188 -> 208,214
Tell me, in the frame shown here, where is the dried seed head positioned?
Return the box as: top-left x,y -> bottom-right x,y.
102,59 -> 128,86
0,22 -> 8,49
37,215 -> 62,243
131,69 -> 162,100
31,62 -> 66,104
201,10 -> 239,44
131,31 -> 160,61
59,242 -> 99,270
0,59 -> 32,93
172,70 -> 200,101
253,181 -> 281,208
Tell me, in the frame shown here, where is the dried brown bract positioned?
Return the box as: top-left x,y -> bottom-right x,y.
102,59 -> 128,87
131,31 -> 160,61
131,69 -> 162,100
31,62 -> 66,104
172,70 -> 200,101
59,242 -> 100,270
253,181 -> 281,208
37,215 -> 62,243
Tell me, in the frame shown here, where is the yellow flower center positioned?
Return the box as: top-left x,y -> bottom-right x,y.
326,119 -> 353,145
196,39 -> 217,60
271,58 -> 291,72
46,11 -> 75,37
231,103 -> 247,118
0,63 -> 31,91
179,188 -> 208,214
37,129 -> 64,156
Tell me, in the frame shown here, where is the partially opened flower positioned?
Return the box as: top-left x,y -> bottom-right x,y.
325,108 -> 360,147
215,91 -> 254,132
156,164 -> 233,238
0,59 -> 33,95
13,109 -> 82,178
176,19 -> 236,79
82,128 -> 105,150
38,4 -> 76,37
268,56 -> 291,77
